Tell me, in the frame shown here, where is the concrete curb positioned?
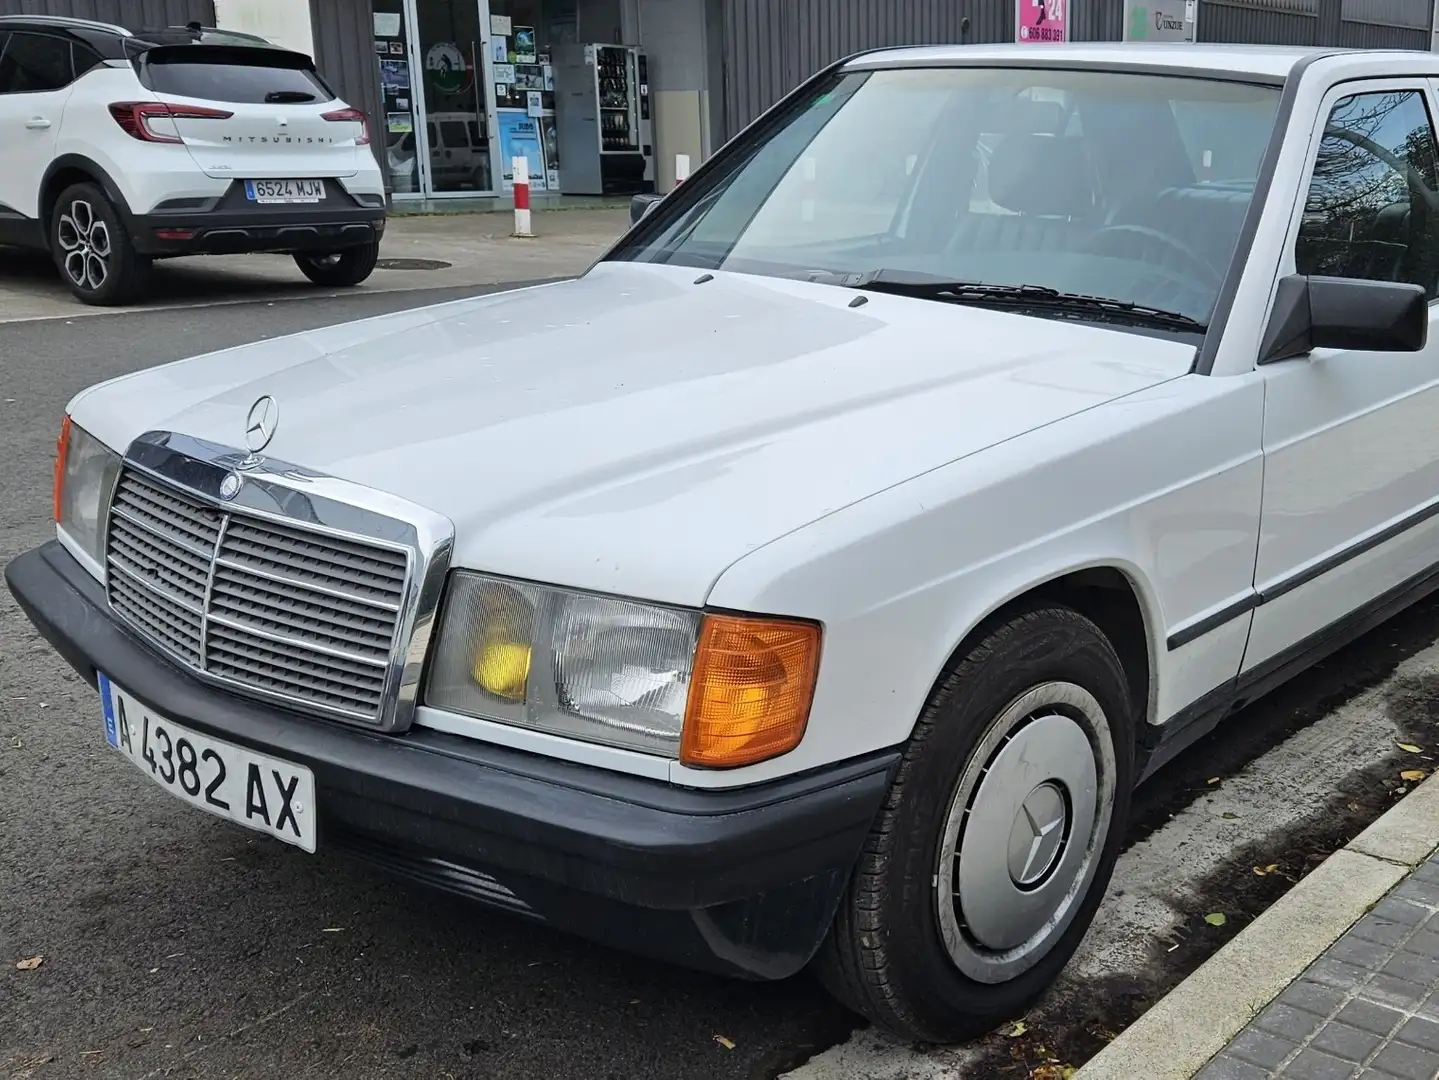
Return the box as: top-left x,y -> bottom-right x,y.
1072,772 -> 1439,1080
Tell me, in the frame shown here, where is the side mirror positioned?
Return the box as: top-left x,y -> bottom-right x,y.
1259,275 -> 1427,364
629,192 -> 664,226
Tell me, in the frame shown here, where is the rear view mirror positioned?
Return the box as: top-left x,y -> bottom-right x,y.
630,192 -> 664,226
1259,275 -> 1427,364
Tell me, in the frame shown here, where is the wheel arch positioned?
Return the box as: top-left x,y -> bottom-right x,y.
40,155 -> 134,234
931,560 -> 1159,736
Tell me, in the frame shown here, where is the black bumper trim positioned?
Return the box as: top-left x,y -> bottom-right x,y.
7,542 -> 897,974
132,199 -> 385,256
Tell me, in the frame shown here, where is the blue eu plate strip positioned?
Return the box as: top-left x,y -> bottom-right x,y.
98,672 -> 118,748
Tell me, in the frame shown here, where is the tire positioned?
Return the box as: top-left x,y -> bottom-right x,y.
814,605 -> 1136,1043
50,183 -> 151,306
293,241 -> 380,287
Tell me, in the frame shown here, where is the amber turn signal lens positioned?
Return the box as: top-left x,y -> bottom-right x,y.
52,414 -> 72,523
680,613 -> 821,768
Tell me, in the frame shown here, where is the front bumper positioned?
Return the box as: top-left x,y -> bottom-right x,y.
5,542 -> 897,980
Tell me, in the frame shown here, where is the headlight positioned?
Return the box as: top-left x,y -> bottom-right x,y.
54,417 -> 121,571
425,572 -> 822,766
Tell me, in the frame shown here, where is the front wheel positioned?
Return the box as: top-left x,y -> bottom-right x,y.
294,240 -> 380,287
815,605 -> 1135,1043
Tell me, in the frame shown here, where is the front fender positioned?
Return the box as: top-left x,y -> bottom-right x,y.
683,374 -> 1265,789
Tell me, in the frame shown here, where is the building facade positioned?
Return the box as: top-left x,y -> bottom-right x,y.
11,0 -> 1439,200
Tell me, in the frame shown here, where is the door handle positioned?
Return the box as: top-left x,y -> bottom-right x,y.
25,117 -> 51,130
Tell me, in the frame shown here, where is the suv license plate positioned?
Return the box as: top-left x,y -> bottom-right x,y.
98,673 -> 317,852
245,178 -> 325,204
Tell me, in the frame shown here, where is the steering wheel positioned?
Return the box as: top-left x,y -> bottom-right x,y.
1080,223 -> 1223,289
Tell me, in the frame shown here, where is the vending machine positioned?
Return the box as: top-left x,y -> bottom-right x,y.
552,44 -> 654,196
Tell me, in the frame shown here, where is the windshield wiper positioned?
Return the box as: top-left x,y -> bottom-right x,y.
265,90 -> 317,103
835,268 -> 1207,333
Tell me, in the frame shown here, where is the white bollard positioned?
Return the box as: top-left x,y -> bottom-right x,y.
674,153 -> 691,186
512,155 -> 533,238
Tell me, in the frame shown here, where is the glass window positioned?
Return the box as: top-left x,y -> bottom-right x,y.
141,53 -> 333,104
71,42 -> 103,79
613,67 -> 1282,328
0,32 -> 74,93
1295,90 -> 1439,299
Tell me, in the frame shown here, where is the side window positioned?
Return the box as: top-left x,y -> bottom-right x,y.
0,32 -> 74,93
1296,89 -> 1439,299
71,42 -> 103,79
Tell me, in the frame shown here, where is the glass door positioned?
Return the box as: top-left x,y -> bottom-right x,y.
372,0 -> 423,197
409,0 -> 497,195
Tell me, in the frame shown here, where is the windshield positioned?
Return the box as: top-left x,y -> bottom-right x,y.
610,66 -> 1282,327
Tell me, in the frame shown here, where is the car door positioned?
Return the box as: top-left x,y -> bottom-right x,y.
1243,78 -> 1439,674
0,30 -> 79,220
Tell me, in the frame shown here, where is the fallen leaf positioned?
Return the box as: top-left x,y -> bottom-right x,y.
15,955 -> 43,971
321,927 -> 344,933
713,1035 -> 735,1050
1006,1021 -> 1028,1037
1253,864 -> 1280,876
1399,743 -> 1424,753
1204,912 -> 1227,927
1221,812 -> 1239,820
1206,777 -> 1220,785
1348,802 -> 1362,812
1400,769 -> 1427,783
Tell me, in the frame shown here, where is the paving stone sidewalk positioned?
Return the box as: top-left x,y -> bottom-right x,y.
1199,850 -> 1439,1080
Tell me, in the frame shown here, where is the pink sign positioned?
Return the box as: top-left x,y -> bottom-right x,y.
1016,0 -> 1067,42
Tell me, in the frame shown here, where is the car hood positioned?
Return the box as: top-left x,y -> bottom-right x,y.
72,261 -> 1193,606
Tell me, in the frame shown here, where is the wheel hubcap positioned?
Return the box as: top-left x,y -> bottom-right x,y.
935,682 -> 1116,984
1008,781 -> 1068,888
56,199 -> 110,292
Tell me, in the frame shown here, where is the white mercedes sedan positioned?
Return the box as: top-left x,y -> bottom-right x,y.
10,42 -> 1439,1043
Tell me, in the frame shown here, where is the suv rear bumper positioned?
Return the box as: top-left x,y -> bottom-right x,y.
130,180 -> 386,257
5,541 -> 897,980
132,205 -> 385,257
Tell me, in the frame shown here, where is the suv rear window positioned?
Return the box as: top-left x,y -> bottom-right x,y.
139,47 -> 334,105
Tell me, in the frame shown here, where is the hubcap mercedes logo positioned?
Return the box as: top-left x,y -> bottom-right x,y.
1007,782 -> 1068,888
244,395 -> 279,456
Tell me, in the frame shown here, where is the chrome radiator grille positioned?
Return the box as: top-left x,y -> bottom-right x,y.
105,467 -> 411,723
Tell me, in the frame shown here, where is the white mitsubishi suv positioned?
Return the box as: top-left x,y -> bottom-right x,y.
0,16 -> 387,305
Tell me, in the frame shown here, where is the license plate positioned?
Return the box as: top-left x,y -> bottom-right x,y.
244,178 -> 325,204
98,674 -> 317,853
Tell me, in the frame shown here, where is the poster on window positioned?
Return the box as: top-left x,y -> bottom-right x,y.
1015,0 -> 1066,42
497,109 -> 547,192
513,26 -> 537,63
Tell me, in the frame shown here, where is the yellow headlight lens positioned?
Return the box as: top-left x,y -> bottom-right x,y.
473,640 -> 531,701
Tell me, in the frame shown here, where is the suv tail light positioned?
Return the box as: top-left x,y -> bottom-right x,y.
321,107 -> 371,146
108,101 -> 234,144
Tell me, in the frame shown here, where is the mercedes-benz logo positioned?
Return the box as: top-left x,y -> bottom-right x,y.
219,473 -> 242,500
244,395 -> 278,455
1008,782 -> 1068,888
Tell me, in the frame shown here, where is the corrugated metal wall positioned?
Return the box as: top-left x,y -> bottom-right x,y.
308,0 -> 386,189
721,0 -> 1438,141
1197,0 -> 1320,44
1197,0 -> 1429,47
0,0 -> 214,27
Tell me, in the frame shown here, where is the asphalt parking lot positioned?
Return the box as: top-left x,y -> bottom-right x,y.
5,282 -> 1439,1080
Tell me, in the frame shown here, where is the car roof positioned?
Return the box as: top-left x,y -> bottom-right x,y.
843,42 -> 1439,80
